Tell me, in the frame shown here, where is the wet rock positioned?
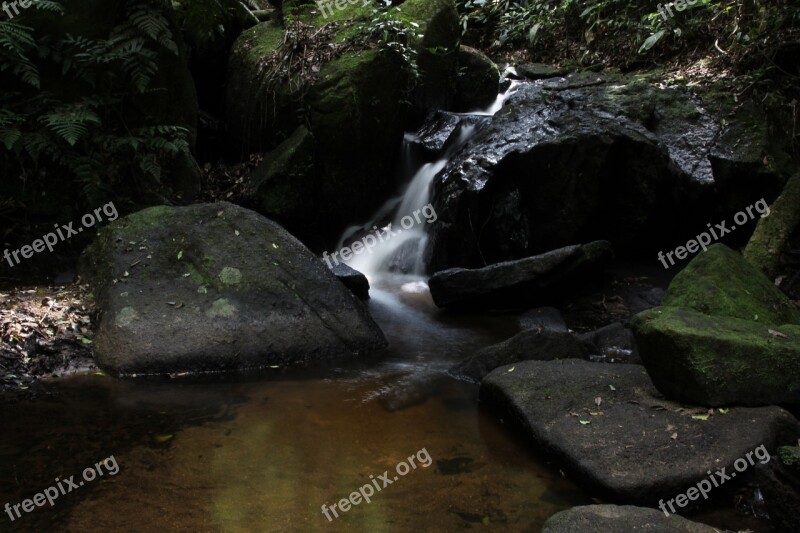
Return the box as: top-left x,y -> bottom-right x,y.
578,322 -> 640,364
480,359 -> 800,504
454,46 -> 500,112
429,241 -> 612,309
409,111 -> 487,159
79,203 -> 387,375
328,262 -> 370,300
450,329 -> 588,383
754,445 -> 800,532
425,73 -> 789,270
541,505 -> 718,532
632,307 -> 800,406
516,307 -> 568,333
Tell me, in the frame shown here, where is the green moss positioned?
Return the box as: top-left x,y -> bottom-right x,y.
632,306 -> 800,406
663,244 -> 800,326
219,267 -> 243,286
119,206 -> 175,238
206,298 -> 237,319
745,172 -> 800,278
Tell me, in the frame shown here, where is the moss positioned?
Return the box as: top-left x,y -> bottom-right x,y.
119,205 -> 175,238
219,267 -> 243,286
206,298 -> 237,319
632,306 -> 800,406
663,244 -> 800,326
744,172 -> 800,278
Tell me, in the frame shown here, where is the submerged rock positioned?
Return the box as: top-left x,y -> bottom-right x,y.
541,505 -> 718,532
450,329 -> 588,383
428,241 -> 612,309
79,203 -> 387,375
480,359 -> 800,504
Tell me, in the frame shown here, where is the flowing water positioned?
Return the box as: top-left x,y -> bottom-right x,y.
0,86 -> 765,532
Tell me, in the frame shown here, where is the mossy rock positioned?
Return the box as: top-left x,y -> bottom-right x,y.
454,45 -> 500,112
225,21 -> 299,157
663,244 -> 800,326
78,202 -> 387,375
632,306 -> 800,406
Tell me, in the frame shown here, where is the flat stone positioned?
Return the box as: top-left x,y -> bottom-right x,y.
480,359 -> 800,504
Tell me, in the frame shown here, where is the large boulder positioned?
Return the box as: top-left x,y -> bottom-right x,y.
78,202 -> 387,375
225,1 -> 459,244
632,307 -> 800,406
428,241 -> 612,309
453,45 -> 500,112
632,244 -> 800,406
425,73 -> 788,271
541,505 -> 718,532
450,329 -> 589,382
480,359 -> 800,504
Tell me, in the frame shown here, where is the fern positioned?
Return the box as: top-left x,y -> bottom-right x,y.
40,103 -> 102,146
0,0 -> 193,208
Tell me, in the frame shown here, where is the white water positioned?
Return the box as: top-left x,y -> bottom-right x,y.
338,83 -> 518,287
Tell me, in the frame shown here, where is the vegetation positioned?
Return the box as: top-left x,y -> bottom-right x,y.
0,0 -> 192,210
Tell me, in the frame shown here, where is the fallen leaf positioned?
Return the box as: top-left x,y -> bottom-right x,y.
768,329 -> 788,338
671,432 -> 678,440
692,414 -> 710,421
609,384 -> 616,391
507,366 -> 515,373
154,434 -> 174,443
579,420 -> 591,425
718,408 -> 729,414
594,397 -> 602,407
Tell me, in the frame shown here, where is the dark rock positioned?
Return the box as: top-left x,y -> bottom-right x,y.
425,73 -> 789,271
450,329 -> 588,382
541,505 -> 718,532
578,322 -> 641,364
619,285 -> 665,315
480,359 -> 800,504
328,262 -> 370,300
429,241 -> 613,309
454,45 -> 500,112
79,203 -> 387,375
516,307 -> 568,333
632,307 -> 800,406
754,445 -> 800,532
409,111 -> 487,159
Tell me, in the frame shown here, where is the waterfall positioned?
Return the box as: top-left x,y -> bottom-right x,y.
336,82 -> 518,284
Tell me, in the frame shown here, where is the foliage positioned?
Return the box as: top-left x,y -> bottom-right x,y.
359,6 -> 422,81
0,0 -> 192,208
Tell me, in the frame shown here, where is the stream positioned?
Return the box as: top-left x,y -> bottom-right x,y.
0,84 -> 768,533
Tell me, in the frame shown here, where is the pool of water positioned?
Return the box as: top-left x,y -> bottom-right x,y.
0,278 -> 769,532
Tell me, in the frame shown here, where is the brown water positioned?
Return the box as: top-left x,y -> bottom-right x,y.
0,279 -> 767,532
